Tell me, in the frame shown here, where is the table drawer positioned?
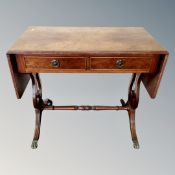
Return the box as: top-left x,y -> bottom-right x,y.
17,56 -> 86,72
90,56 -> 158,73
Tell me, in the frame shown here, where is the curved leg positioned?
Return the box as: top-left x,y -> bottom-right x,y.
30,74 -> 53,149
30,73 -> 44,149
126,73 -> 142,149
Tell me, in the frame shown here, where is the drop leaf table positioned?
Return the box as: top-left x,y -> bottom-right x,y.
7,27 -> 169,149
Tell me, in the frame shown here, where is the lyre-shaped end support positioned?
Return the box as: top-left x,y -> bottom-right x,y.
30,73 -> 53,149
127,73 -> 142,149
30,74 -> 47,149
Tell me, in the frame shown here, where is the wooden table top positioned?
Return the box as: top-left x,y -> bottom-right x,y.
7,26 -> 167,55
7,26 -> 169,99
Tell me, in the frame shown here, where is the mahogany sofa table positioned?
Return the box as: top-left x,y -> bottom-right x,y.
7,26 -> 168,149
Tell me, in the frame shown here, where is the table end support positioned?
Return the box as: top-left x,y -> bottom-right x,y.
127,73 -> 142,149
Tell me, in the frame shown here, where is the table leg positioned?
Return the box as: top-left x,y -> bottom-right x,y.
121,73 -> 142,149
30,73 -> 52,149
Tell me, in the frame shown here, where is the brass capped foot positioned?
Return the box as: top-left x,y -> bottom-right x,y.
133,140 -> 140,149
31,140 -> 38,149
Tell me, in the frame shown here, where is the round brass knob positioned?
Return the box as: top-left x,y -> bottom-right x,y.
51,59 -> 60,68
116,59 -> 124,68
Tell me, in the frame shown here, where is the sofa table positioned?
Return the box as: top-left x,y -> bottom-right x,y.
7,27 -> 168,149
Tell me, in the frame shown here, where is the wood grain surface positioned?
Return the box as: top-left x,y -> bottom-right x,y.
7,26 -> 168,54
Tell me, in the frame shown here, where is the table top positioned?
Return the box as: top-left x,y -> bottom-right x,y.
7,26 -> 169,100
7,26 -> 168,55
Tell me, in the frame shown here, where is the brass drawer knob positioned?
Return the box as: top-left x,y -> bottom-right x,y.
116,59 -> 124,68
51,59 -> 60,68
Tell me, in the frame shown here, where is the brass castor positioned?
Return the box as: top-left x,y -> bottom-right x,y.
31,140 -> 38,149
133,140 -> 140,149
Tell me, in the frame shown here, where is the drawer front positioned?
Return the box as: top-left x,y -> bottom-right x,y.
17,56 -> 86,72
90,57 -> 158,73
16,55 -> 158,73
